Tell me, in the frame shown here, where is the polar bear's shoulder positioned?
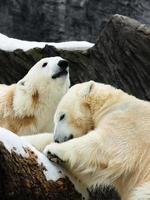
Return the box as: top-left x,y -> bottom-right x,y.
0,84 -> 16,116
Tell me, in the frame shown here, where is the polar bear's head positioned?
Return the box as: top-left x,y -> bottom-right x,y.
14,56 -> 70,119
17,56 -> 70,93
53,81 -> 118,143
53,81 -> 96,143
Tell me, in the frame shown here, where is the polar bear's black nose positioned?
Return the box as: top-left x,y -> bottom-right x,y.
55,139 -> 60,143
54,134 -> 73,143
58,60 -> 68,70
68,134 -> 73,140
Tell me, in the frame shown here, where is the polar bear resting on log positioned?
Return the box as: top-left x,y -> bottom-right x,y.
44,81 -> 150,200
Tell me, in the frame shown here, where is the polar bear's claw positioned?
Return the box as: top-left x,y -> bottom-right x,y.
44,144 -> 66,165
47,151 -> 64,164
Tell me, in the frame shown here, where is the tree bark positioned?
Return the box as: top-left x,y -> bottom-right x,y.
0,136 -> 120,200
0,130 -> 82,200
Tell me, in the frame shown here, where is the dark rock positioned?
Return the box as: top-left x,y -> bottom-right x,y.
0,46 -> 59,84
60,14 -> 150,101
0,0 -> 150,42
0,14 -> 150,100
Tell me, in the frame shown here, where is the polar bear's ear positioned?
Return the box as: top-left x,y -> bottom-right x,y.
80,81 -> 94,97
17,80 -> 27,92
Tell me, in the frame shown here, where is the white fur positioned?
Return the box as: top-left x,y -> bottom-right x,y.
44,81 -> 150,200
21,133 -> 54,151
14,56 -> 70,135
0,56 -> 70,136
129,182 -> 150,200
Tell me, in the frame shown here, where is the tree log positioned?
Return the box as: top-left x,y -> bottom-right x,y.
0,128 -> 82,200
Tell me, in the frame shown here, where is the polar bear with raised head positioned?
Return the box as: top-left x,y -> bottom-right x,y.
44,81 -> 150,200
0,56 -> 70,136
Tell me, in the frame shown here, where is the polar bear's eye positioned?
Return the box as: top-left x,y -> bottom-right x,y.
42,62 -> 48,68
59,114 -> 65,121
19,81 -> 25,86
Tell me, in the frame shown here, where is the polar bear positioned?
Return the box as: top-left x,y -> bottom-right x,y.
0,56 -> 70,136
44,81 -> 150,200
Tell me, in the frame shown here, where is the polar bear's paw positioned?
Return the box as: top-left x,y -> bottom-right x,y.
44,144 -> 66,164
47,151 -> 64,164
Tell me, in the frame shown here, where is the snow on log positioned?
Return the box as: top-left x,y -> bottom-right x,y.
0,128 -> 82,200
0,33 -> 94,52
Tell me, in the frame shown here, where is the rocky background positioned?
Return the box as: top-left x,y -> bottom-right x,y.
0,0 -> 150,43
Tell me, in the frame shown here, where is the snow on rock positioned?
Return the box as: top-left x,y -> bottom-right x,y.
0,33 -> 94,52
0,128 -> 63,181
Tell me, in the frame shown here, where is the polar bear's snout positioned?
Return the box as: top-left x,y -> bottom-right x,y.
54,133 -> 73,143
52,59 -> 69,79
53,112 -> 75,143
58,60 -> 68,70
54,122 -> 74,143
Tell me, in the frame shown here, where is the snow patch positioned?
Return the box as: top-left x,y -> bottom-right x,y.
0,33 -> 94,52
0,128 -> 63,181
